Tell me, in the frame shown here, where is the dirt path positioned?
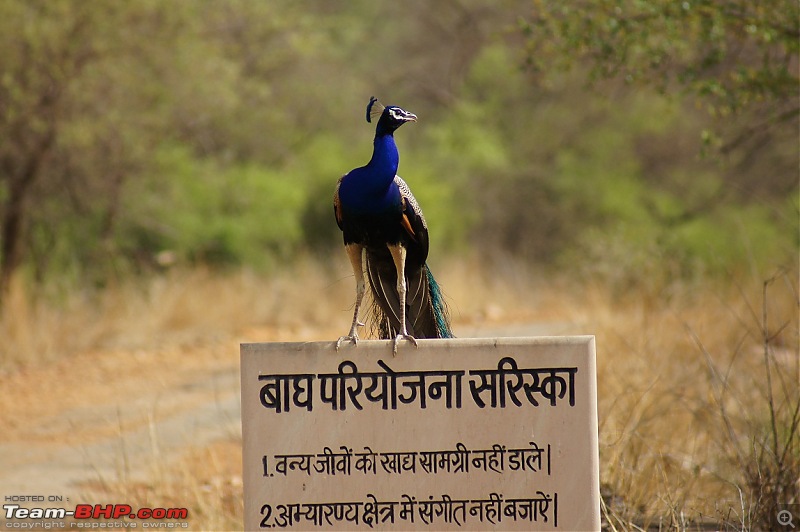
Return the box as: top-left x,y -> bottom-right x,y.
0,336 -> 243,499
0,321 -> 576,501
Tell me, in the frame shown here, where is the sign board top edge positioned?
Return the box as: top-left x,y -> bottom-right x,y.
240,335 -> 595,353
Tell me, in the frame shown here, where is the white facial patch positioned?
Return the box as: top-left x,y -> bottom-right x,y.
388,108 -> 413,121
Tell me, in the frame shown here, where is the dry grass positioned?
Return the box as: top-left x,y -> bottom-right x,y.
585,270 -> 799,530
1,255 -> 798,530
89,440 -> 245,532
0,259 -> 352,370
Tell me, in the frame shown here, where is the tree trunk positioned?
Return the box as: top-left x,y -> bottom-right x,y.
0,131 -> 54,301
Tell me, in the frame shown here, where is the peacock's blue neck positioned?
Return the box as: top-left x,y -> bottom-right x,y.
367,133 -> 399,182
339,132 -> 402,214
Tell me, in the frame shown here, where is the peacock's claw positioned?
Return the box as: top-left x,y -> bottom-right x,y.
336,334 -> 358,351
392,333 -> 417,356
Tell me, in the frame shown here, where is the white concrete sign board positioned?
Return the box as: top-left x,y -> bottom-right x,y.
241,337 -> 600,531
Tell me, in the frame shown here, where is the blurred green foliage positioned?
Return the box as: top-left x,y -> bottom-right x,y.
0,0 -> 796,295
120,144 -> 306,268
522,0 -> 799,133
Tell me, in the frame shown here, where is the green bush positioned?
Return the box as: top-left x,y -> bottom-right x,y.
118,144 -> 305,270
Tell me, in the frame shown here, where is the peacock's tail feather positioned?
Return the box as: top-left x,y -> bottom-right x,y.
366,253 -> 453,340
426,266 -> 453,338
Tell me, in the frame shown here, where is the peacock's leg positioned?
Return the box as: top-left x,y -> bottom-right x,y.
336,244 -> 365,350
387,243 -> 417,355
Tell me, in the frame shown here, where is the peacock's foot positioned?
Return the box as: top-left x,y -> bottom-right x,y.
392,333 -> 418,356
336,334 -> 358,351
335,322 -> 364,351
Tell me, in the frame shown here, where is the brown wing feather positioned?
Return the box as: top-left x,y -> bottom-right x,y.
395,175 -> 428,264
333,175 -> 344,230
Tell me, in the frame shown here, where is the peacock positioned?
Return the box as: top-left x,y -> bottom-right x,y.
334,97 -> 453,354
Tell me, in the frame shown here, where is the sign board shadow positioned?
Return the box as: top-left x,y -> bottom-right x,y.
241,337 -> 600,531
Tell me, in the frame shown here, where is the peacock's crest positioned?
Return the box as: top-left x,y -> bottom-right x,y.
366,96 -> 384,123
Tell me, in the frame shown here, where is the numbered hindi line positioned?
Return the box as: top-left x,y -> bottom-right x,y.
259,491 -> 558,529
262,441 -> 551,478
